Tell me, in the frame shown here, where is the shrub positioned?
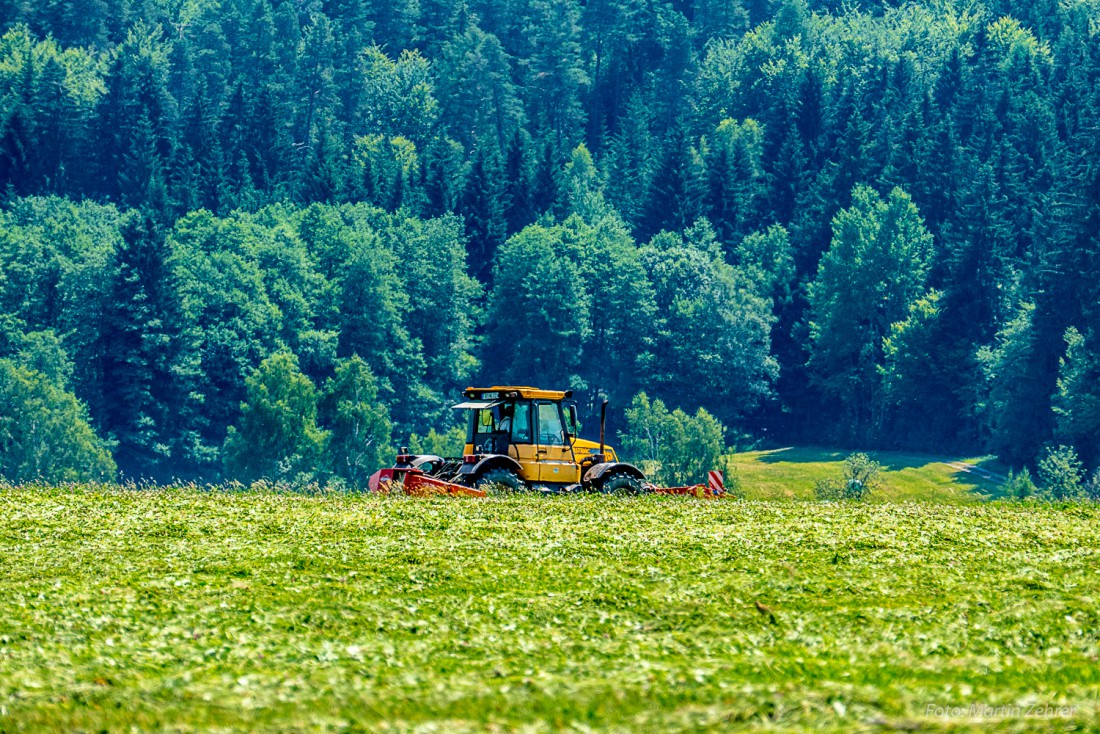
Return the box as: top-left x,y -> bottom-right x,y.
1002,468 -> 1039,500
0,359 -> 117,483
813,477 -> 842,500
1083,471 -> 1100,503
815,452 -> 882,501
620,392 -> 728,487
1036,445 -> 1084,501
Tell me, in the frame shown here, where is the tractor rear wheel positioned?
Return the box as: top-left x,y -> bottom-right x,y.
476,467 -> 525,494
599,471 -> 642,495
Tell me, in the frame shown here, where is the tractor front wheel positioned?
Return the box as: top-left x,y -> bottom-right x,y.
599,471 -> 642,495
476,468 -> 525,494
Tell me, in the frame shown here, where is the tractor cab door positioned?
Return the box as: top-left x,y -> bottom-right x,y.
467,404 -> 510,455
534,401 -> 580,484
506,401 -> 539,482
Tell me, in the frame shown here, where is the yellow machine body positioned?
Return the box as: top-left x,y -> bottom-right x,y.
460,386 -> 620,487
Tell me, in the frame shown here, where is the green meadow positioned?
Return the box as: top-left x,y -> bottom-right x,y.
2,473 -> 1098,732
729,447 -> 1010,502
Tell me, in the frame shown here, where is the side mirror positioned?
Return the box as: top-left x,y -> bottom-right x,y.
567,404 -> 579,433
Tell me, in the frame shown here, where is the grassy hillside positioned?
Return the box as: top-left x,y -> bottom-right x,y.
729,448 -> 1010,503
2,487 -> 1097,732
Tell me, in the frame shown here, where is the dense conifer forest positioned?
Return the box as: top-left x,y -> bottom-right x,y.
1,0 -> 1098,484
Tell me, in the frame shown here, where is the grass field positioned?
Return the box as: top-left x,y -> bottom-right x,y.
729,448 -> 1010,503
2,481 -> 1099,733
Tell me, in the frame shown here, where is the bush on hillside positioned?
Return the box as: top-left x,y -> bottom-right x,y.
620,392 -> 729,488
1083,471 -> 1100,502
1036,445 -> 1085,501
0,359 -> 116,483
1002,468 -> 1039,500
814,452 -> 882,501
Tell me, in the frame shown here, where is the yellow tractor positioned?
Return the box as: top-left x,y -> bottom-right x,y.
390,386 -> 646,494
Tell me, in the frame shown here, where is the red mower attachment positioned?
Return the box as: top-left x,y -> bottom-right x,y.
644,471 -> 727,499
368,467 -> 487,498
647,484 -> 724,499
368,458 -> 727,500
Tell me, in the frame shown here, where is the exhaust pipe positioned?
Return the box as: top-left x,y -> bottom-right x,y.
598,398 -> 608,462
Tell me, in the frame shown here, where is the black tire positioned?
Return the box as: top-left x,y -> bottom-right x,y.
476,467 -> 525,494
599,471 -> 642,496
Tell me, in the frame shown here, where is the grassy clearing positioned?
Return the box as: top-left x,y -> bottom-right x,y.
729,447 -> 1010,503
1,487 -> 1098,733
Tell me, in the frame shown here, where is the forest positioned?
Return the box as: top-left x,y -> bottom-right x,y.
1,0 -> 1098,485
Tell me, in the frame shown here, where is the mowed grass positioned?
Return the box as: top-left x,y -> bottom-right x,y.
2,488 -> 1099,733
730,448 -> 1011,503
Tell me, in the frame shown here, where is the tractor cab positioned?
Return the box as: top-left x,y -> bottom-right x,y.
457,399 -> 528,456
454,387 -> 588,486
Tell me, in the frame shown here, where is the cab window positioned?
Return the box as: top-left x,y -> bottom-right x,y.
511,402 -> 532,444
536,402 -> 565,446
468,407 -> 498,445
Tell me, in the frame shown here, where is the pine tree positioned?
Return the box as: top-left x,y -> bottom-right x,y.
0,103 -> 32,197
177,82 -> 229,214
191,8 -> 232,112
504,129 -> 534,233
581,0 -> 642,142
372,0 -> 421,51
603,90 -> 654,229
522,0 -> 589,146
642,123 -> 705,238
122,109 -> 173,219
459,147 -> 508,283
704,117 -> 765,249
692,0 -> 748,42
422,137 -> 466,216
324,0 -> 373,125
97,213 -> 176,478
300,120 -> 347,203
531,138 -> 563,218
436,21 -> 522,151
295,13 -> 338,174
31,0 -> 109,49
98,22 -> 178,210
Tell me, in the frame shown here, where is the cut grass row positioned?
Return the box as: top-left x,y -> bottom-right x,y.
1,486 -> 1097,732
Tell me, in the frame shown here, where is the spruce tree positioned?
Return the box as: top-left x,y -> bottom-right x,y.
504,130 -> 534,233
459,148 -> 508,283
642,123 -> 705,238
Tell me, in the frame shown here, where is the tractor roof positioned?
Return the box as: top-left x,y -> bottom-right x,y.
463,386 -> 573,401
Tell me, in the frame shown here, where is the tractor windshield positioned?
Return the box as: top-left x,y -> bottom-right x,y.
536,402 -> 566,445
